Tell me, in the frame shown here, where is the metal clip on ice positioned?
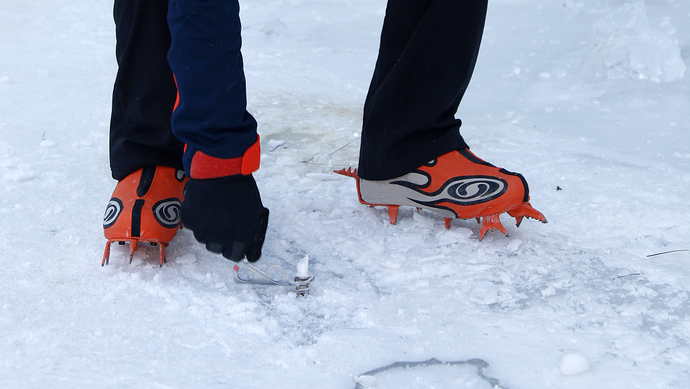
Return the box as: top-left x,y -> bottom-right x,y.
232,257 -> 314,296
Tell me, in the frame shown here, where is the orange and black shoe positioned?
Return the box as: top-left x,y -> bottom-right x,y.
102,166 -> 187,266
335,149 -> 547,239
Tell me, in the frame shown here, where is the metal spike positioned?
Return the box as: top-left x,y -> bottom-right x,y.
387,205 -> 400,225
129,240 -> 138,264
479,215 -> 508,240
514,215 -> 524,227
507,202 -> 547,224
333,167 -> 359,179
102,241 -> 112,266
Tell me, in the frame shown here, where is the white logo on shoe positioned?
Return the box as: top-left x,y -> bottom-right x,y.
103,198 -> 123,228
153,199 -> 182,228
396,175 -> 507,207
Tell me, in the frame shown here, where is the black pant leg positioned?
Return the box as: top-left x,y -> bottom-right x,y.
109,0 -> 184,181
358,0 -> 487,180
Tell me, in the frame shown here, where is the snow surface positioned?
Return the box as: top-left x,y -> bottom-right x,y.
1,0 -> 689,387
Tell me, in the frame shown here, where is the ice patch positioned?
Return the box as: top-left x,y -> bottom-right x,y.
582,1 -> 686,82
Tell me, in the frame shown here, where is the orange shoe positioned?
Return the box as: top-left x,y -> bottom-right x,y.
336,149 -> 546,239
102,166 -> 187,266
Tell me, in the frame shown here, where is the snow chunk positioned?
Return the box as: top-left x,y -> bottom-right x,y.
582,2 -> 686,82
174,253 -> 197,264
4,169 -> 35,182
354,375 -> 376,387
506,238 -> 523,253
40,139 -> 56,148
261,19 -> 288,37
267,138 -> 285,151
438,227 -> 473,246
541,285 -> 557,297
296,255 -> 309,278
560,351 -> 591,375
45,205 -> 64,216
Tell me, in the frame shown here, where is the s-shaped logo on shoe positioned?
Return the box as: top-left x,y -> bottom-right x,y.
393,175 -> 508,207
152,198 -> 182,228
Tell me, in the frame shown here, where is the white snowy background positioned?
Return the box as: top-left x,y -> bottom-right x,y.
1,0 -> 689,387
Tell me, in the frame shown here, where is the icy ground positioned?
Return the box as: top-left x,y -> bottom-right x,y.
1,0 -> 689,387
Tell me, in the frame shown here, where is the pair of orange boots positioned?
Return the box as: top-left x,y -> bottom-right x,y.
103,149 -> 546,265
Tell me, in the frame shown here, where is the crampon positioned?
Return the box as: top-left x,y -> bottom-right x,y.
335,149 -> 547,240
102,166 -> 187,266
233,255 -> 314,297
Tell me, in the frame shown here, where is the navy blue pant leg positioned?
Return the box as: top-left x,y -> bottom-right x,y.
358,0 -> 487,180
167,0 -> 257,174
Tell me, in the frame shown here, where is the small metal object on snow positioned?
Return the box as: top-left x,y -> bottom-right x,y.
294,276 -> 312,297
354,358 -> 510,389
233,258 -> 314,296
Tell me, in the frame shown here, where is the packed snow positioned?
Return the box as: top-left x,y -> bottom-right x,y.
1,0 -> 689,387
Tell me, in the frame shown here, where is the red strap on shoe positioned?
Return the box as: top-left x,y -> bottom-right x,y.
189,135 -> 261,179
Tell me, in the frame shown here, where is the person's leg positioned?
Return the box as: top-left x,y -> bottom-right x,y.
167,0 -> 257,172
167,0 -> 268,263
342,0 -> 546,238
109,0 -> 184,181
358,0 -> 487,181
